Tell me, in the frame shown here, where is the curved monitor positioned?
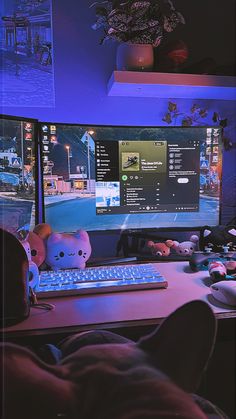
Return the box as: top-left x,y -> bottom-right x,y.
40,123 -> 222,233
0,114 -> 39,235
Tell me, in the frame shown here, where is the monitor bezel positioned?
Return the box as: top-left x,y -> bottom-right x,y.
39,121 -> 223,236
0,113 -> 40,229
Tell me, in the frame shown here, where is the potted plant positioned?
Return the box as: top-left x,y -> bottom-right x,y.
91,0 -> 185,71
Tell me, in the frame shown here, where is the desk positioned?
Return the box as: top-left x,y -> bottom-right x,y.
2,261 -> 236,339
1,261 -> 236,417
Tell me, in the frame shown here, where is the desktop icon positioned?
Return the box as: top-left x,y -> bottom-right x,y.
25,132 -> 32,141
50,125 -> 56,134
24,122 -> 33,131
50,135 -> 57,143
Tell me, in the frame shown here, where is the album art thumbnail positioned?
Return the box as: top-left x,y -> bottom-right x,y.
122,153 -> 140,171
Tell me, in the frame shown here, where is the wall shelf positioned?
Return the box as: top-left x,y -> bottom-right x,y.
108,71 -> 236,100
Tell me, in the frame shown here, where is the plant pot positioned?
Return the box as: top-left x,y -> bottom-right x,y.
116,43 -> 154,72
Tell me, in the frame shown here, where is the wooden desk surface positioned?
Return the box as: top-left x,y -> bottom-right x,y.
2,261 -> 236,338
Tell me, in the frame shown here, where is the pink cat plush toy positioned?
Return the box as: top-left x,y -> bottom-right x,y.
46,229 -> 91,270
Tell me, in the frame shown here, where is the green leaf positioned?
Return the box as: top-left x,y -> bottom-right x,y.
162,112 -> 172,124
190,104 -> 200,113
168,101 -> 177,112
182,117 -> 192,126
219,118 -> 228,128
199,109 -> 208,118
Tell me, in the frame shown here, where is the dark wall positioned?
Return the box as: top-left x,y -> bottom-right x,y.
173,0 -> 236,70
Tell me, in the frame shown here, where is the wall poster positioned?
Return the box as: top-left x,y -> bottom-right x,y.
0,0 -> 55,107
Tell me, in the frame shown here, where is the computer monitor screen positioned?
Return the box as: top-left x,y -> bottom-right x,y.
0,114 -> 38,234
40,124 -> 222,233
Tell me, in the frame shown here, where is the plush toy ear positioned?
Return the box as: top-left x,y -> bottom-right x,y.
34,223 -> 52,240
137,300 -> 217,393
165,239 -> 174,248
74,229 -> 90,241
203,229 -> 212,238
190,235 -> 199,243
1,343 -> 74,419
227,227 -> 236,237
47,232 -> 62,244
171,240 -> 179,249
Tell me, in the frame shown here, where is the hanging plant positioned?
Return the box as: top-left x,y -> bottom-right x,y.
162,101 -> 232,150
212,112 -> 232,150
90,0 -> 185,46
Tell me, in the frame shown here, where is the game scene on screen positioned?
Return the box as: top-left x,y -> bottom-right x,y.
41,124 -> 222,233
0,116 -> 36,234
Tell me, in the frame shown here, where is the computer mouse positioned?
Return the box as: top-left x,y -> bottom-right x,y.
210,280 -> 236,306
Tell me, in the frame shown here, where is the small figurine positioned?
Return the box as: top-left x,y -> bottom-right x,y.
21,237 -> 39,290
147,240 -> 174,257
199,225 -> 236,252
172,235 -> 199,256
209,259 -> 236,282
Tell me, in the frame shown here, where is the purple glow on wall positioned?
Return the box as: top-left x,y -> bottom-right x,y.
0,1 -> 235,227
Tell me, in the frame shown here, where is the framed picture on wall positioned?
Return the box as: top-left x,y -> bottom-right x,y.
0,0 -> 55,107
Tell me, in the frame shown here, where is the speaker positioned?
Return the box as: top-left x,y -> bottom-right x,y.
0,228 -> 30,326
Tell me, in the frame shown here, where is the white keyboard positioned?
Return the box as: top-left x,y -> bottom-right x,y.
36,263 -> 168,298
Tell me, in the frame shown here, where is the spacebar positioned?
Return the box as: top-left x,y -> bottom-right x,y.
62,278 -> 145,288
73,278 -> 125,284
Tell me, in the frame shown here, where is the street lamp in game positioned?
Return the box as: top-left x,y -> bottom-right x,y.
86,130 -> 94,193
65,145 -> 71,180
